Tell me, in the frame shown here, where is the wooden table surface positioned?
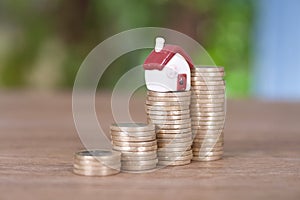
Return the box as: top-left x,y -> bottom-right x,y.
0,91 -> 300,200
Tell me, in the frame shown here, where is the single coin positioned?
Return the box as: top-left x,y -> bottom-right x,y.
158,159 -> 191,166
156,123 -> 191,130
112,145 -> 157,152
158,154 -> 193,161
193,133 -> 224,140
191,120 -> 224,126
147,114 -> 190,120
193,150 -> 224,157
190,107 -> 225,112
191,98 -> 225,104
147,96 -> 191,102
193,137 -> 224,143
148,118 -> 191,125
73,168 -> 120,176
192,66 -> 224,72
74,159 -> 120,168
191,116 -> 225,121
157,149 -> 192,157
158,146 -> 192,152
191,71 -> 225,77
73,163 -> 121,171
191,76 -> 224,81
146,100 -> 190,106
192,142 -> 223,148
74,149 -> 121,161
110,123 -> 154,132
193,146 -> 224,152
157,133 -> 192,140
146,105 -> 190,111
158,141 -> 192,148
191,85 -> 225,91
192,125 -> 224,130
147,90 -> 191,97
110,130 -> 155,138
121,151 -> 157,157
191,80 -> 225,86
112,140 -> 157,147
121,164 -> 157,171
192,155 -> 222,161
191,90 -> 225,95
156,128 -> 191,134
190,103 -> 224,108
111,135 -> 156,142
121,159 -> 158,166
190,111 -> 225,117
191,94 -> 225,99
157,137 -> 192,143
147,109 -> 190,116
121,154 -> 157,161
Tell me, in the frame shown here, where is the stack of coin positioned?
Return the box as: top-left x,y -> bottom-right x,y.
190,66 -> 225,161
146,90 -> 193,166
73,149 -> 121,176
110,123 -> 158,172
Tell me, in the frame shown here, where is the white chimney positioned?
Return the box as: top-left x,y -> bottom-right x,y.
155,37 -> 165,52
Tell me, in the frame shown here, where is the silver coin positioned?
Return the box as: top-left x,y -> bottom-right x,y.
146,100 -> 190,106
73,167 -> 120,176
192,125 -> 224,130
191,90 -> 225,95
193,150 -> 224,157
148,118 -> 191,125
112,145 -> 157,152
156,128 -> 192,134
191,120 -> 224,126
158,154 -> 193,161
193,137 -> 224,143
191,71 -> 225,77
158,146 -> 192,152
121,150 -> 157,157
192,142 -> 223,148
110,130 -> 155,138
192,129 -> 223,135
121,159 -> 158,166
147,114 -> 190,120
147,96 -> 191,102
191,94 -> 225,99
121,154 -> 157,161
191,116 -> 225,121
110,123 -> 154,132
111,135 -> 156,142
158,159 -> 191,166
192,146 -> 224,152
192,155 -> 222,161
190,111 -> 225,117
156,123 -> 191,130
190,103 -> 224,108
157,137 -> 192,143
112,140 -> 157,147
191,98 -> 225,104
74,149 -> 121,161
191,80 -> 225,86
190,107 -> 225,112
191,76 -> 224,81
121,164 -> 157,171
192,66 -> 224,72
193,133 -> 224,139
147,90 -> 191,97
158,142 -> 192,148
147,109 -> 190,116
146,105 -> 190,111
157,149 -> 192,157
191,85 -> 225,91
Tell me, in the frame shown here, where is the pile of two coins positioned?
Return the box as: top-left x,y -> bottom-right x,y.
146,91 -> 193,166
110,123 -> 158,172
190,66 -> 225,161
73,149 -> 121,176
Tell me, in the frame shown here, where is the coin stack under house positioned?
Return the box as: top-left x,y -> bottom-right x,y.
146,90 -> 193,166
190,66 -> 225,161
73,149 -> 121,176
110,123 -> 158,172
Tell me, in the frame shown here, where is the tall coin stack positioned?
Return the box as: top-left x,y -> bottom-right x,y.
146,90 -> 193,166
73,149 -> 121,176
190,66 -> 225,161
110,123 -> 158,172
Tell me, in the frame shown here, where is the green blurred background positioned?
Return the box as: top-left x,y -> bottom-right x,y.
0,0 -> 253,98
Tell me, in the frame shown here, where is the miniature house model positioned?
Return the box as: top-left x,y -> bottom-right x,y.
143,37 -> 194,92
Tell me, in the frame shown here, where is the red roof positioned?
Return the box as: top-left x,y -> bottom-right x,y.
143,44 -> 194,70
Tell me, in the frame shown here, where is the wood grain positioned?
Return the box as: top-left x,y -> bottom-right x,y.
0,91 -> 300,200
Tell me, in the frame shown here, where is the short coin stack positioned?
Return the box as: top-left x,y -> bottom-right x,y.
190,66 -> 225,161
146,90 -> 193,166
73,149 -> 121,176
110,123 -> 158,172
